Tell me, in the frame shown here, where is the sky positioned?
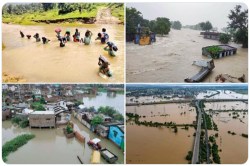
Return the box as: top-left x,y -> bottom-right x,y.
126,2 -> 248,30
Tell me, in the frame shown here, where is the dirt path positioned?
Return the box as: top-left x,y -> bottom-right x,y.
96,8 -> 121,24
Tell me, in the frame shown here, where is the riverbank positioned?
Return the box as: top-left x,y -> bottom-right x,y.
2,4 -> 124,25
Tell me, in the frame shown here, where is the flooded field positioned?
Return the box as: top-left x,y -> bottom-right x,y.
126,124 -> 195,164
2,23 -> 124,83
126,29 -> 248,82
206,107 -> 248,163
126,103 -> 196,163
205,101 -> 248,111
126,103 -> 196,124
2,117 -> 124,164
83,92 -> 124,114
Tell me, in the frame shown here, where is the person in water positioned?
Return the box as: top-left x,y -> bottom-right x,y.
98,55 -> 112,77
20,31 -> 24,38
64,31 -> 71,41
42,37 -> 50,44
59,38 -> 65,47
33,33 -> 41,42
26,35 -> 31,39
73,29 -> 80,42
81,30 -> 92,45
104,42 -> 118,57
95,32 -> 109,44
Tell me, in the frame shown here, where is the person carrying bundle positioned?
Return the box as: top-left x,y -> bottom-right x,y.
104,42 -> 118,57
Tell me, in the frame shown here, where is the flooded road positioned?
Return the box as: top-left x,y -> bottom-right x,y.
126,29 -> 248,82
2,23 -> 124,83
82,92 -> 124,114
2,117 -> 124,164
126,103 -> 196,164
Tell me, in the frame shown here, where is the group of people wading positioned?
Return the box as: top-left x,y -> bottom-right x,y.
19,27 -> 119,77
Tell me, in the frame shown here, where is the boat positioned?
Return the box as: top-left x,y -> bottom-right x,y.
100,148 -> 118,164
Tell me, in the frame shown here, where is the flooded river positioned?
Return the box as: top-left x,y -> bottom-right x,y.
82,92 -> 124,114
126,29 -> 248,82
2,23 -> 124,83
2,117 -> 124,164
126,103 -> 196,164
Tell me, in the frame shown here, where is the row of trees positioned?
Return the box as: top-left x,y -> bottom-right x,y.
2,3 -> 101,16
126,7 -> 171,35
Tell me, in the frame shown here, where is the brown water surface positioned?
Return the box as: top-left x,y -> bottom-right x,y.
126,29 -> 248,82
2,23 -> 124,83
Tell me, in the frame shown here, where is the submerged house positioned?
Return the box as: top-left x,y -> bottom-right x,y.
200,32 -> 221,40
29,111 -> 55,128
108,125 -> 124,151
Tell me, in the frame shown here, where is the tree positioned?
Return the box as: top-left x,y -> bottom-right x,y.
199,21 -> 213,31
155,17 -> 171,36
219,33 -> 231,44
126,7 -> 144,34
172,21 -> 182,30
91,115 -> 103,126
42,3 -> 54,11
228,5 -> 248,48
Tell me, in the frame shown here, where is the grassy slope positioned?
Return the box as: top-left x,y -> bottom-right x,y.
3,4 -> 124,25
110,4 -> 124,23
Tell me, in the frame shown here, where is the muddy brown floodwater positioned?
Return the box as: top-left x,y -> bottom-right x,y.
2,23 -> 124,83
126,103 -> 196,164
126,29 -> 248,83
2,117 -> 124,164
205,101 -> 248,164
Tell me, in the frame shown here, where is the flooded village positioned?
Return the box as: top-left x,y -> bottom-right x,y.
126,3 -> 248,83
126,84 -> 248,164
2,84 -> 124,164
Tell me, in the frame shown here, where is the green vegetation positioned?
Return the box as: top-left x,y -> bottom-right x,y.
98,106 -> 124,121
171,21 -> 182,30
126,7 -> 171,35
74,100 -> 83,107
91,115 -> 104,126
185,151 -> 193,161
228,5 -> 248,48
126,113 -> 193,129
2,3 -> 123,25
2,134 -> 35,162
219,33 -> 231,44
241,133 -> 248,138
212,143 -> 221,164
11,116 -> 29,128
31,102 -> 45,111
202,112 -> 213,130
66,123 -> 74,134
199,21 -> 213,32
206,46 -> 223,55
108,3 -> 124,23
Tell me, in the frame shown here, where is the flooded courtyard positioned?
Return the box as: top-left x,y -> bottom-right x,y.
2,23 -> 124,83
126,29 -> 248,82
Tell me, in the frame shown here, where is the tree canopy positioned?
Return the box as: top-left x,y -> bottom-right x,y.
126,7 -> 171,35
171,21 -> 182,30
199,21 -> 213,31
91,115 -> 104,126
228,5 -> 248,48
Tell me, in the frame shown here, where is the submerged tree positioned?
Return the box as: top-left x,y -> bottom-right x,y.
228,5 -> 248,48
171,21 -> 182,30
155,17 -> 171,35
199,21 -> 213,32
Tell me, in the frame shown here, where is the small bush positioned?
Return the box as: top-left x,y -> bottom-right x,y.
219,33 -> 231,44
